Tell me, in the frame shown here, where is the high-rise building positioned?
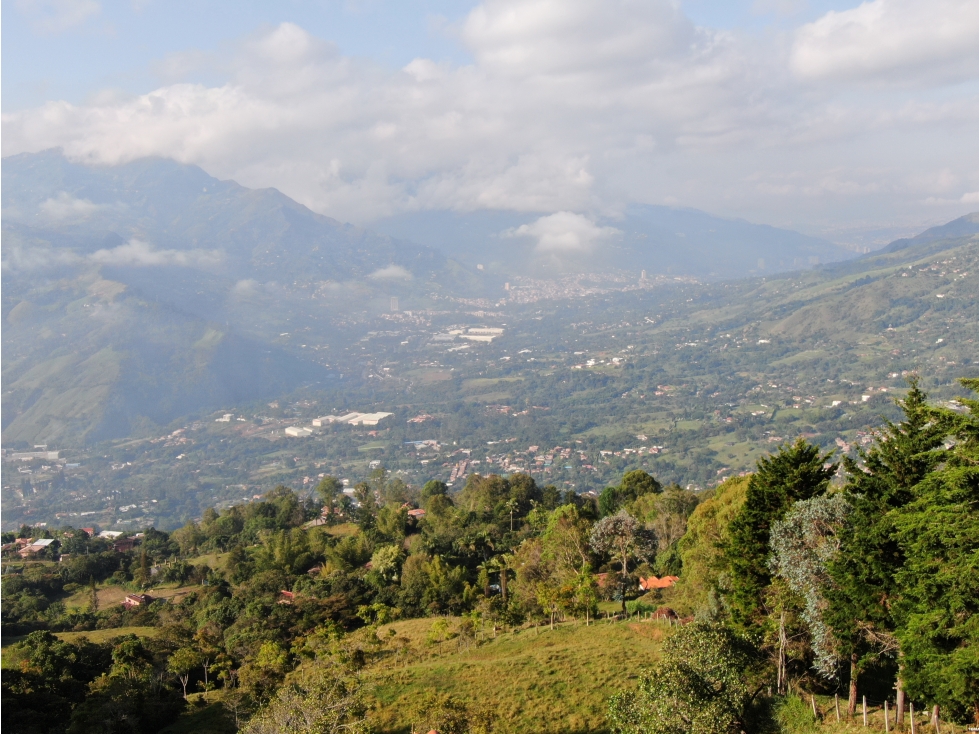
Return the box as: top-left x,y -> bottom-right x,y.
390,296 -> 399,312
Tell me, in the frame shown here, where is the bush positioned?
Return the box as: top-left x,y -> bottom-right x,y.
774,695 -> 818,734
626,600 -> 656,616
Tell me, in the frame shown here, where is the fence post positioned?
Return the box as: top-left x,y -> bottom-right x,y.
932,705 -> 940,734
863,696 -> 867,727
836,694 -> 841,722
910,702 -> 916,734
885,701 -> 890,733
811,695 -> 819,720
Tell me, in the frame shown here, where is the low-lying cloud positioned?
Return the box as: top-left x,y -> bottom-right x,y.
507,212 -> 620,254
3,238 -> 224,272
38,192 -> 103,222
367,264 -> 413,280
88,239 -> 223,267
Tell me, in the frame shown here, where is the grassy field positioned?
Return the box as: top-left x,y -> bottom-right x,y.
186,551 -> 231,569
63,581 -> 200,610
56,626 -> 160,644
368,616 -> 667,734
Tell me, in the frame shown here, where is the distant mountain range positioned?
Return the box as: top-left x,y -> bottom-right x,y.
370,205 -> 856,278
2,150 -> 976,447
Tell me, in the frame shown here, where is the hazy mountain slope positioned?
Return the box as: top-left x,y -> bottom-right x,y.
667,220 -> 979,348
1,270 -> 329,446
370,205 -> 855,278
1,149 -> 447,284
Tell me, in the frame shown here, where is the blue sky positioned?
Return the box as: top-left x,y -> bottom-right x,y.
3,0 -> 978,242
3,1 -> 862,111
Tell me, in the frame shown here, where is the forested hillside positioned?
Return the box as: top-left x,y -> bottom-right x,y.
3,378 -> 976,733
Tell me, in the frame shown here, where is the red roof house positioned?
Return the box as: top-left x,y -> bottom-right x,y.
639,575 -> 679,591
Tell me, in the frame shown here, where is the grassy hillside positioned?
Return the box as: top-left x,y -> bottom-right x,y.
367,616 -> 666,734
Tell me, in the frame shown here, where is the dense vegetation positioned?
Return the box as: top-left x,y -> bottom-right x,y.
3,376 -> 976,733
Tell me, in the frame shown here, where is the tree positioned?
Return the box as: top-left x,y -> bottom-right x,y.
825,380 -> 947,722
671,476 -> 749,615
590,510 -> 656,612
420,479 -> 449,508
352,483 -> 378,529
608,622 -> 758,734
242,661 -> 368,734
427,618 -> 451,655
168,647 -> 203,699
111,635 -> 154,681
890,378 -> 979,724
724,438 -> 837,630
541,504 -> 593,576
405,690 -> 496,734
769,494 -> 852,695
315,475 -> 343,522
620,469 -> 662,499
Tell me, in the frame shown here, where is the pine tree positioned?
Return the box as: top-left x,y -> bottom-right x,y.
724,438 -> 837,631
891,378 -> 979,724
825,379 -> 947,720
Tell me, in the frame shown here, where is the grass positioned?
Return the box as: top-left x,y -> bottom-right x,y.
186,551 -> 231,569
368,616 -> 668,734
57,626 -> 160,644
773,694 -> 971,734
63,581 -> 200,610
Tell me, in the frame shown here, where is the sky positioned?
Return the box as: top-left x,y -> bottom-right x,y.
3,0 -> 979,245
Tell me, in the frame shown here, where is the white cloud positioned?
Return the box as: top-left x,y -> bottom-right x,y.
88,239 -> 222,267
507,211 -> 620,253
792,0 -> 979,83
16,0 -> 100,34
367,264 -> 413,280
1,1 -> 978,236
961,192 -> 979,204
38,192 -> 102,222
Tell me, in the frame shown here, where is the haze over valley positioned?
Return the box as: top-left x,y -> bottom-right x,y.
2,3 -> 978,734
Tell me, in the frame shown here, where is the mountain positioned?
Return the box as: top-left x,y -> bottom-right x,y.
370,205 -> 856,279
1,149 -> 447,285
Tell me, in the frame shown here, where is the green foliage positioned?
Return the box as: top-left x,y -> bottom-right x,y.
769,494 -> 852,677
607,622 -> 757,734
724,438 -> 837,629
773,695 -> 818,734
404,689 -> 497,734
242,659 -> 368,734
671,476 -> 749,615
890,378 -> 979,722
825,381 -> 948,674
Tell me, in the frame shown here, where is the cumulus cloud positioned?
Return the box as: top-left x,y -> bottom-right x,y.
962,192 -> 979,204
791,0 -> 979,83
88,239 -> 222,267
2,0 -> 978,235
367,264 -> 413,280
507,212 -> 620,253
39,192 -> 102,222
16,0 -> 100,34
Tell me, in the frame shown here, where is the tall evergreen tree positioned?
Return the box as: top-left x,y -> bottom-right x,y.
724,438 -> 837,630
891,378 -> 979,724
825,379 -> 947,720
